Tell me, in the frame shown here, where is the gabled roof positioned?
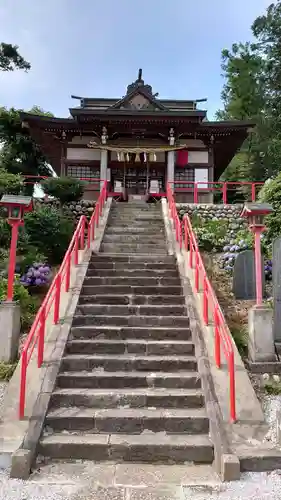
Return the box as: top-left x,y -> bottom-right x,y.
110,85 -> 167,111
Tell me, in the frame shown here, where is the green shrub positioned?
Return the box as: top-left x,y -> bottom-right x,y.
42,177 -> 85,204
0,168 -> 23,195
258,174 -> 281,240
23,206 -> 74,264
192,217 -> 229,252
0,276 -> 40,333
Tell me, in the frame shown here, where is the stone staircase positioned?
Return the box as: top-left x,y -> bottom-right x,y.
39,201 -> 214,464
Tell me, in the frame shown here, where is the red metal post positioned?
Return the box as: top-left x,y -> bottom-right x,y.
87,221 -> 91,249
6,220 -> 21,301
214,307 -> 221,368
19,350 -> 27,419
194,183 -> 199,204
189,238 -> 193,268
96,202 -> 100,228
54,274 -> 61,324
251,183 -> 256,202
178,219 -> 182,249
38,307 -> 46,367
254,228 -> 263,306
80,218 -> 85,250
195,250 -> 199,292
184,217 -> 188,250
229,351 -> 236,422
222,183 -> 227,205
203,275 -> 208,325
74,233 -> 79,265
65,252 -> 71,292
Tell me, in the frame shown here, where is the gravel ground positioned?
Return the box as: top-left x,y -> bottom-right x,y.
1,467 -> 281,499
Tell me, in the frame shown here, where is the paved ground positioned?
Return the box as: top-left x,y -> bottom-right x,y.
1,461 -> 281,500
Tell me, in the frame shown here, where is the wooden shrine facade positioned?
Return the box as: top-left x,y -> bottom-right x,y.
21,69 -> 254,202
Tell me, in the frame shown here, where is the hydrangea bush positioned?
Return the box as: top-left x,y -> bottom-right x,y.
20,262 -> 51,287
220,232 -> 272,281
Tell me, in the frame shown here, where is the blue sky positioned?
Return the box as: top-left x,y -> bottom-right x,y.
0,0 -> 271,119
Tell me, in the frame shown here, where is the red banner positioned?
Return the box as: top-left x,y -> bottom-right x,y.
177,150 -> 189,167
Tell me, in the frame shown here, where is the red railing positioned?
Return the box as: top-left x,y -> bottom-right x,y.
171,180 -> 264,204
167,183 -> 236,422
19,181 -> 108,419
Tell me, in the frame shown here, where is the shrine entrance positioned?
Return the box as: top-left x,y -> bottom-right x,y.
110,163 -> 166,197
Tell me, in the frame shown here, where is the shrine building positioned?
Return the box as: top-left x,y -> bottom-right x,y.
21,69 -> 253,202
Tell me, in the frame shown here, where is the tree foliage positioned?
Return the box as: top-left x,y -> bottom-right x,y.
217,2 -> 281,182
42,177 -> 85,205
0,106 -> 53,189
0,43 -> 30,72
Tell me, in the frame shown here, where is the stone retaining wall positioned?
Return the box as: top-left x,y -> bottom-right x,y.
177,203 -> 247,227
35,199 -> 95,223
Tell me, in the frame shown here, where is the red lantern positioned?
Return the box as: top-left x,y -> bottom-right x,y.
177,150 -> 189,167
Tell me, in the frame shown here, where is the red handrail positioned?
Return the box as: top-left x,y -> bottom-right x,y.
19,181 -> 108,419
167,183 -> 236,422
169,180 -> 264,204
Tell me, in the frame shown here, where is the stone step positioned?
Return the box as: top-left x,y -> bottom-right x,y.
88,261 -> 176,270
83,277 -> 180,287
102,235 -> 166,244
57,370 -> 201,389
70,326 -> 192,341
86,268 -> 178,277
38,433 -> 214,463
65,339 -> 195,356
45,407 -> 209,434
107,218 -> 164,224
75,304 -> 186,317
72,314 -> 190,328
61,354 -> 197,372
90,255 -> 175,264
100,244 -> 168,254
105,227 -> 166,234
81,285 -> 182,296
78,294 -> 185,306
50,387 -> 204,409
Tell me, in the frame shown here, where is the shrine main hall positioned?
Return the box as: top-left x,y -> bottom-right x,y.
21,70 -> 253,202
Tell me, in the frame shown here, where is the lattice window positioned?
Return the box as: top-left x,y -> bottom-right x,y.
174,167 -> 195,188
67,165 -> 100,181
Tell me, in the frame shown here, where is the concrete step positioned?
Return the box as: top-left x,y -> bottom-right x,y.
86,268 -> 178,277
50,387 -> 204,409
88,261 -> 176,270
107,218 -> 164,224
65,339 -> 195,356
75,304 -> 187,317
105,227 -> 166,234
45,407 -> 209,434
89,255 -> 175,264
38,433 -> 214,463
57,370 -> 201,389
70,326 -> 192,341
83,277 -> 180,287
61,354 -> 197,372
102,235 -> 166,244
72,314 -> 190,328
81,285 -> 182,296
100,244 -> 168,254
78,294 -> 185,306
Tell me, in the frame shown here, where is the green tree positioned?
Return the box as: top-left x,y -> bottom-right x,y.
0,106 -> 54,192
0,43 -> 30,72
217,2 -> 281,182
